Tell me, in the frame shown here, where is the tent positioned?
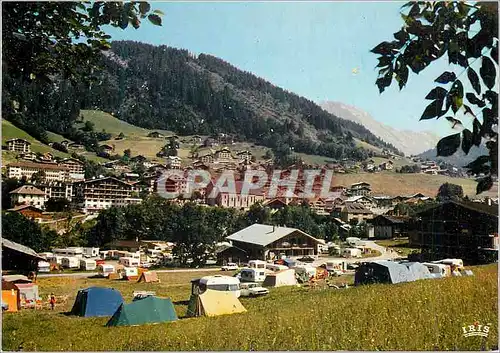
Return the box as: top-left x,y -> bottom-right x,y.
354,261 -> 416,286
186,289 -> 246,318
12,283 -> 40,308
106,296 -> 178,327
401,262 -> 432,280
2,286 -> 19,312
262,269 -> 297,287
137,271 -> 160,283
71,287 -> 124,317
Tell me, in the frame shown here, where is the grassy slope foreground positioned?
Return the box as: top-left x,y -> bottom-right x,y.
2,265 -> 497,351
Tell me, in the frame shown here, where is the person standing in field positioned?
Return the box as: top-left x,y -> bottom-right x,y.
49,293 -> 56,310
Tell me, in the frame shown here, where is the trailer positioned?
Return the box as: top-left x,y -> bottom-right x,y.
79,259 -> 97,271
61,256 -> 80,268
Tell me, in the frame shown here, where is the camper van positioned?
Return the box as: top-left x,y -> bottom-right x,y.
82,247 -> 99,258
47,256 -> 64,265
191,275 -> 241,298
239,268 -> 267,283
432,259 -> 464,270
61,257 -> 80,268
248,260 -> 267,270
79,259 -> 97,271
38,261 -> 51,273
119,267 -> 138,280
422,263 -> 451,277
341,248 -> 362,258
97,264 -> 116,278
119,257 -> 140,267
326,260 -> 347,275
346,237 -> 362,247
266,264 -> 288,272
53,247 -> 84,258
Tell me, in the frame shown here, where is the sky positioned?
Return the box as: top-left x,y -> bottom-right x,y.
105,1 -> 454,136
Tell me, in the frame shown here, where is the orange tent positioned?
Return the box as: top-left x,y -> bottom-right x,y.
2,286 -> 19,312
137,271 -> 160,283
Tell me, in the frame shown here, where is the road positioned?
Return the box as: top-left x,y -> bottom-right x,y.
37,240 -> 400,279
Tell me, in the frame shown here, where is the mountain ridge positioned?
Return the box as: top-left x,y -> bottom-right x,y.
319,101 -> 440,156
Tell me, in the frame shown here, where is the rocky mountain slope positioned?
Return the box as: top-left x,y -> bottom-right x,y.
319,101 -> 440,156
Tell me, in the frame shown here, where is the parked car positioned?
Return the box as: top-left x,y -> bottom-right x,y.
221,263 -> 239,271
347,263 -> 359,270
240,282 -> 269,297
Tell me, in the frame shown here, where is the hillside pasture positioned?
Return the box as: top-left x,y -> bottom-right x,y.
2,265 -> 497,351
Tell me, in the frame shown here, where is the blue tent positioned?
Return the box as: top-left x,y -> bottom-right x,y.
71,287 -> 124,317
401,262 -> 432,280
355,261 -> 416,285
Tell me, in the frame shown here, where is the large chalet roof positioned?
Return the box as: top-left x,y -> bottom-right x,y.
7,204 -> 44,213
2,238 -> 44,260
80,176 -> 132,186
9,185 -> 46,196
7,161 -> 69,171
7,138 -> 31,145
226,224 -> 321,247
343,203 -> 372,214
60,157 -> 85,165
416,200 -> 498,218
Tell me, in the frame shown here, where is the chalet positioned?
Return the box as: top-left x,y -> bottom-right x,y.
214,147 -> 233,163
409,201 -> 498,264
17,152 -> 38,161
336,203 -> 373,223
7,161 -> 70,182
196,148 -> 215,164
6,204 -> 46,220
262,198 -> 287,210
203,137 -> 218,148
216,244 -> 249,265
370,215 -> 410,239
331,185 -> 347,194
60,140 -> 70,147
348,182 -> 372,196
129,155 -> 148,164
73,177 -> 141,212
207,180 -> 265,210
371,196 -> 394,208
39,152 -> 54,162
166,156 -> 182,169
100,144 -> 115,152
225,224 -> 322,260
2,238 -> 45,275
344,195 -> 376,209
68,143 -> 85,151
9,185 -> 47,208
6,138 -> 31,153
379,160 -> 394,170
236,150 -> 252,163
147,131 -> 165,138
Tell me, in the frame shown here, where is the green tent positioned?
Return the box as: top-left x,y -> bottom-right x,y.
106,296 -> 178,327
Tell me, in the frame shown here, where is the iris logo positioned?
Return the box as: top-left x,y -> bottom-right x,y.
462,322 -> 490,338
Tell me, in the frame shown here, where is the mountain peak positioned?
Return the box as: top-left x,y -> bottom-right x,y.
319,101 -> 440,156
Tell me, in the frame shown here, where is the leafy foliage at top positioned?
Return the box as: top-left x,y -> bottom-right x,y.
372,1 -> 498,194
2,2 -> 162,85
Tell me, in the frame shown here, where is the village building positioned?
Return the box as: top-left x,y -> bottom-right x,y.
344,195 -> 376,209
370,214 -> 411,239
9,185 -> 47,209
236,150 -> 252,163
68,143 -> 85,151
157,174 -> 189,198
379,160 -> 394,170
73,177 -> 141,212
348,182 -> 372,196
166,156 -> 182,169
17,151 -> 38,161
36,181 -> 74,202
7,161 -> 70,182
409,200 -> 498,264
196,148 -> 215,164
334,202 -> 373,223
147,131 -> 165,138
6,204 -> 47,220
206,181 -> 265,210
214,147 -> 234,163
225,224 -> 323,261
6,138 -> 31,153
59,158 -> 85,181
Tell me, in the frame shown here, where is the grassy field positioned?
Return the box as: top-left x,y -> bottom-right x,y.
2,265 -> 497,351
333,172 -> 497,198
374,238 -> 419,257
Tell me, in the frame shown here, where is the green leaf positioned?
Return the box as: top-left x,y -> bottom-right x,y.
420,99 -> 443,120
371,42 -> 394,55
398,65 -> 409,90
463,104 -> 476,118
425,87 -> 447,100
376,71 -> 393,94
466,93 -> 486,107
467,68 -> 481,95
393,30 -> 409,42
476,176 -> 493,194
148,14 -> 162,26
461,129 -> 473,154
445,116 -> 462,129
153,9 -> 165,15
465,155 -> 490,170
376,56 -> 392,68
436,133 -> 461,157
449,80 -> 464,113
139,2 -> 151,15
435,71 -> 456,84
480,56 -> 496,90
472,118 -> 482,146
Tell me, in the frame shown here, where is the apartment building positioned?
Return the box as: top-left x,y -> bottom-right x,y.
73,177 -> 141,212
9,185 -> 47,208
7,161 -> 70,182
207,181 -> 265,210
6,138 -> 31,153
166,156 -> 182,169
59,158 -> 85,181
37,182 -> 74,202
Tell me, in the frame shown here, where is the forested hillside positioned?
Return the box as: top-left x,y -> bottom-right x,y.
2,40 -> 403,161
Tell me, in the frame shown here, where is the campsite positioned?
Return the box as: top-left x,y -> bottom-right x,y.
2,265 -> 498,351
